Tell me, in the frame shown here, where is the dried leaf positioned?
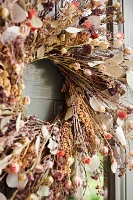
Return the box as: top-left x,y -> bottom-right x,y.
12,3 -> 27,23
35,136 -> 40,156
117,118 -> 124,126
1,116 -> 11,134
1,127 -> 8,135
102,89 -> 120,109
87,16 -> 100,29
118,77 -> 127,84
6,174 -> 18,188
98,113 -> 113,128
115,126 -> 126,146
37,3 -> 44,11
2,110 -> 12,115
110,55 -> 124,64
126,71 -> 133,90
0,155 -> 12,173
65,107 -> 73,120
65,27 -> 83,33
88,61 -> 104,67
121,60 -> 133,71
90,97 -> 106,111
16,113 -> 21,132
0,192 -> 7,200
89,155 -> 100,171
67,95 -> 76,107
18,0 -> 26,10
112,146 -> 122,165
37,45 -> 45,58
48,139 -> 58,150
111,160 -> 117,173
41,125 -> 49,139
31,16 -> 43,28
51,20 -> 58,28
50,149 -> 58,155
104,60 -> 123,78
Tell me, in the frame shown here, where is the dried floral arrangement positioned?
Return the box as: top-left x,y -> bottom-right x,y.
1,0 -> 133,199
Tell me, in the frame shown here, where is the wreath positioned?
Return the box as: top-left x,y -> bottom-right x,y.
0,0 -> 133,200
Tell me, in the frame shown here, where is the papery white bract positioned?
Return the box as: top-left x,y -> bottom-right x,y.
16,113 -> 21,132
115,126 -> 126,146
6,174 -> 18,188
41,125 -> 49,139
111,159 -> 117,173
48,139 -> 58,150
89,154 -> 100,171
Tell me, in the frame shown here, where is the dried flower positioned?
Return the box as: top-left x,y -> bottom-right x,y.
100,146 -> 109,155
91,31 -> 99,39
57,150 -> 65,157
118,110 -> 128,120
46,176 -> 54,186
101,124 -> 106,131
54,170 -> 64,181
65,180 -> 72,189
84,69 -> 92,76
82,157 -> 92,164
0,7 -> 9,19
114,2 -> 121,8
128,121 -> 133,129
27,194 -> 38,200
83,20 -> 91,29
0,1 -> 132,199
99,41 -> 110,49
7,163 -> 20,174
104,132 -> 112,140
72,62 -> 81,70
98,64 -> 106,72
129,151 -> 133,157
116,32 -> 124,39
92,38 -> 99,46
28,10 -> 37,20
23,96 -> 31,105
18,173 -> 27,181
129,161 -> 133,170
114,39 -> 123,48
98,105 -> 105,113
34,165 -> 43,173
71,1 -> 79,9
72,176 -> 82,187
124,47 -> 133,55
61,48 -> 67,55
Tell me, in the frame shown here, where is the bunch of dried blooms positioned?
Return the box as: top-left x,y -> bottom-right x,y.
0,0 -> 133,200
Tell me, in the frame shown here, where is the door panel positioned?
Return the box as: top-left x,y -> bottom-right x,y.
24,59 -> 64,120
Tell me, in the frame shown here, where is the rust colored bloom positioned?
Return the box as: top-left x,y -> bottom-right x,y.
7,163 -> 20,174
57,150 -> 65,157
83,20 -> 91,29
28,10 -> 37,20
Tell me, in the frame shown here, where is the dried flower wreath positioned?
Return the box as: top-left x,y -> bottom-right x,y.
0,0 -> 133,199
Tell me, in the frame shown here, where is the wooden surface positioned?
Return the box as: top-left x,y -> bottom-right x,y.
24,59 -> 64,120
